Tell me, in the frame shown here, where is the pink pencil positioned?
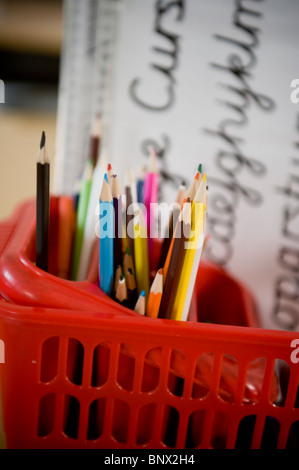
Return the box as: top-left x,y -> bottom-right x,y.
143,148 -> 159,267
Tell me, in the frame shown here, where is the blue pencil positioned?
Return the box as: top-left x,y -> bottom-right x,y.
99,174 -> 114,296
137,165 -> 145,203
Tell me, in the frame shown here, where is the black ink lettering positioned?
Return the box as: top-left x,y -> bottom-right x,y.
272,300 -> 299,331
129,77 -> 175,112
275,275 -> 299,302
279,246 -> 299,274
129,0 -> 185,112
276,174 -> 299,201
283,206 -> 299,241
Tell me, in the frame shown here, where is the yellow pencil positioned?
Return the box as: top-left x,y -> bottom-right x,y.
170,177 -> 207,321
133,206 -> 150,300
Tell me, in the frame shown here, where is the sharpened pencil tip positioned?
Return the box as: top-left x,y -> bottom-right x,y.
40,131 -> 45,149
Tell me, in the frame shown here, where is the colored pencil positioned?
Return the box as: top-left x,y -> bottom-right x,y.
162,168 -> 200,284
143,148 -> 159,264
128,168 -> 137,204
76,148 -> 107,281
170,183 -> 206,321
114,264 -> 123,295
137,165 -> 146,203
123,245 -> 135,275
179,176 -> 207,321
125,171 -> 135,266
125,267 -> 137,308
71,158 -> 93,280
99,175 -> 114,296
158,198 -> 191,319
73,174 -> 82,212
134,290 -> 146,315
158,181 -> 186,268
57,195 -> 76,279
115,274 -> 128,305
133,206 -> 150,300
111,173 -> 123,272
107,163 -> 113,184
36,131 -> 50,272
88,114 -> 101,168
86,237 -> 99,283
185,169 -> 200,202
146,268 -> 163,319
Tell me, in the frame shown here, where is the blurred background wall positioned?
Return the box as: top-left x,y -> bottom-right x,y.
0,0 -> 62,219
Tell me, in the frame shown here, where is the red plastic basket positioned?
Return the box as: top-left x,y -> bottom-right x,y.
0,200 -> 298,449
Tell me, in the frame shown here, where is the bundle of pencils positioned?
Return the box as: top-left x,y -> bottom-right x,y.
35,124 -> 208,322
97,155 -> 207,321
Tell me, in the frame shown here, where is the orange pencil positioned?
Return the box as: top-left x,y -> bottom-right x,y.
58,196 -> 76,279
146,268 -> 163,319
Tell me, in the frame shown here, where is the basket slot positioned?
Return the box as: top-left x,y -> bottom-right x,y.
234,359 -> 250,406
235,415 -> 257,449
211,410 -> 231,449
286,421 -> 299,449
40,336 -> 59,383
192,352 -> 214,399
66,338 -> 84,386
242,357 -> 267,405
218,355 -> 238,404
272,359 -> 290,407
250,414 -> 267,449
91,343 -> 110,387
185,409 -> 206,448
141,347 -> 162,393
87,398 -> 106,441
112,399 -> 130,444
260,416 -> 280,449
37,393 -> 56,437
117,343 -> 135,392
284,365 -> 299,409
63,395 -> 80,439
168,349 -> 186,397
136,403 -> 156,445
161,405 -> 179,448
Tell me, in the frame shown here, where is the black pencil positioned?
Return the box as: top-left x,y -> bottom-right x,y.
36,131 -> 50,271
111,173 -> 123,272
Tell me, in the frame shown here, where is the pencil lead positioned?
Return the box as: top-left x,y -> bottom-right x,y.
37,131 -> 49,164
40,131 -> 45,149
198,163 -> 202,174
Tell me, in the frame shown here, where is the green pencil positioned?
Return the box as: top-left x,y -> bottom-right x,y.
71,159 -> 93,280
